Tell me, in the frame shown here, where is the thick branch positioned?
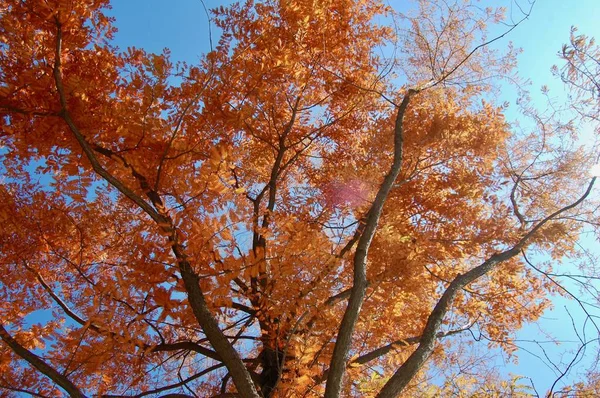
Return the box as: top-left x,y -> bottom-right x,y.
316,326 -> 469,386
376,177 -> 596,397
51,24 -> 165,226
51,21 -> 260,398
353,326 -> 470,366
26,259 -> 223,362
324,89 -> 417,398
0,323 -> 87,398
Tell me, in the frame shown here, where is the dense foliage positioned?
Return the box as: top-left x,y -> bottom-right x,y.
0,0 -> 598,396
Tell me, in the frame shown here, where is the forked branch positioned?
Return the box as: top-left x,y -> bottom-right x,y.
50,20 -> 260,398
324,88 -> 418,398
376,177 -> 596,397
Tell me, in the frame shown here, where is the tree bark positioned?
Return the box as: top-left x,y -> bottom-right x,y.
51,21 -> 261,398
376,177 -> 597,397
324,90 -> 417,398
0,323 -> 87,398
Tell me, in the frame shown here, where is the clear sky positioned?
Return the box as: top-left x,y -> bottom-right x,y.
105,0 -> 600,394
483,2 -> 600,393
106,0 -> 217,62
501,0 -> 599,87
106,0 -> 600,86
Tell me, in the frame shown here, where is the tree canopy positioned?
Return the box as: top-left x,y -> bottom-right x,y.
0,0 -> 599,397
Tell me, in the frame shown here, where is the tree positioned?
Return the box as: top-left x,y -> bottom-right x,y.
0,0 -> 598,397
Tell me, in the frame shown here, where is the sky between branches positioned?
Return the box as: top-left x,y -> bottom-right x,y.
103,0 -> 600,393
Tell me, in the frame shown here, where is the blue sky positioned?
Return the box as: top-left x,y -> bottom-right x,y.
502,0 -> 599,86
487,2 -> 600,393
106,0 -> 216,61
104,0 -> 600,394
106,0 -> 600,86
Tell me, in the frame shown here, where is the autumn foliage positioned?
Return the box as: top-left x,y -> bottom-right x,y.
0,0 -> 599,397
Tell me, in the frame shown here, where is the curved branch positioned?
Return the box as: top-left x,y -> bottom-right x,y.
135,364 -> 224,397
315,324 -> 472,386
26,260 -> 223,362
376,177 -> 596,397
0,323 -> 87,398
324,88 -> 417,398
51,21 -> 260,398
